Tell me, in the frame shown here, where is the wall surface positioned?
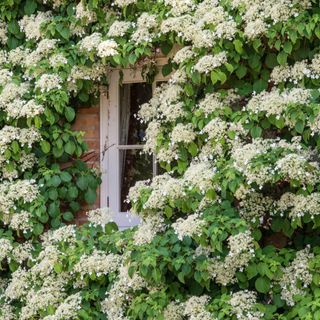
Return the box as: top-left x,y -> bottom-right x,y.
72,106 -> 101,224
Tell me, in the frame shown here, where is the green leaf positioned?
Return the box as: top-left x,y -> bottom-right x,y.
253,79 -> 268,93
63,211 -> 74,221
33,223 -> 44,236
60,171 -> 72,182
40,140 -> 51,154
76,176 -> 88,191
64,107 -> 75,122
11,140 -> 20,154
49,175 -> 61,188
265,53 -> 278,69
236,65 -> 247,79
255,277 -> 270,293
54,263 -> 63,273
48,189 -> 58,201
48,201 -> 60,217
233,39 -> 244,54
277,51 -> 288,66
188,142 -> 198,156
211,70 -> 219,84
85,188 -> 97,204
64,141 -> 76,155
283,41 -> 293,54
162,64 -> 172,77
68,186 -> 79,199
24,0 -> 37,15
295,120 -> 305,134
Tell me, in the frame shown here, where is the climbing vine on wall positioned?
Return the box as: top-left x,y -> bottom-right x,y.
1,0 -> 320,319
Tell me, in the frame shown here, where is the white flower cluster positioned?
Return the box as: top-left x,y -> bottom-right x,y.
108,20 -> 132,37
0,126 -> 41,151
271,54 -> 320,84
19,11 -> 52,40
75,2 -> 97,22
0,21 -> 7,45
42,0 -> 67,8
280,248 -> 314,306
197,90 -> 240,117
67,64 -> 106,90
0,79 -> 44,119
231,138 -> 319,187
41,225 -> 77,246
114,0 -> 137,7
194,52 -> 227,74
172,213 -> 206,240
231,0 -> 311,39
183,162 -> 216,193
19,275 -> 68,320
131,13 -> 158,44
0,82 -> 29,105
49,53 -> 68,67
173,46 -> 195,64
163,296 -> 214,320
144,120 -> 162,153
5,99 -> 44,120
101,265 -> 147,319
229,290 -> 264,320
5,267 -> 29,300
42,292 -> 82,320
8,46 -> 30,65
171,123 -> 196,144
0,69 -> 13,87
245,88 -> 311,118
239,191 -> 272,223
11,242 -> 34,264
138,83 -> 183,124
78,33 -> 102,52
209,231 -> 255,285
97,39 -> 118,58
73,251 -> 121,279
86,207 -> 114,227
202,117 -> 246,146
184,295 -> 213,320
276,192 -> 320,220
143,174 -> 185,211
35,73 -> 62,92
0,238 -> 13,263
164,0 -> 196,16
0,179 -> 39,214
9,210 -> 32,232
161,1 -> 237,48
133,215 -> 166,245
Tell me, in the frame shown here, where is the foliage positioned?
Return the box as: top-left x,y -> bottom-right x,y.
2,0 -> 320,319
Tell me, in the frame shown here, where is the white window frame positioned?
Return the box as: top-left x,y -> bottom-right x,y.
100,60 -> 169,228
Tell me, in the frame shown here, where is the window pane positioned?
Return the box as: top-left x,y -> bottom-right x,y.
120,149 -> 153,212
119,83 -> 152,145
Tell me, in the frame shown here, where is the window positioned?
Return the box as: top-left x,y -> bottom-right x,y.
100,65 -> 168,228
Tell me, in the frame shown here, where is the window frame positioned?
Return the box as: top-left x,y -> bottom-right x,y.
100,60 -> 169,228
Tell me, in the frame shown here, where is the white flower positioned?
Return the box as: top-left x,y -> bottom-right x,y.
194,52 -> 227,73
35,74 -> 62,92
97,39 -> 118,58
86,207 -> 114,226
107,21 -> 131,37
78,33 -> 102,52
172,213 -> 205,240
19,11 -> 52,40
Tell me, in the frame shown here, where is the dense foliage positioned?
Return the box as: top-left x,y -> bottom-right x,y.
1,0 -> 320,319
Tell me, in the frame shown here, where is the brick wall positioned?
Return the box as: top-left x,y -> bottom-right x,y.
72,106 -> 101,224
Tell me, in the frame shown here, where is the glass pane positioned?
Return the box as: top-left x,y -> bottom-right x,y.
119,83 -> 152,145
120,149 -> 153,212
